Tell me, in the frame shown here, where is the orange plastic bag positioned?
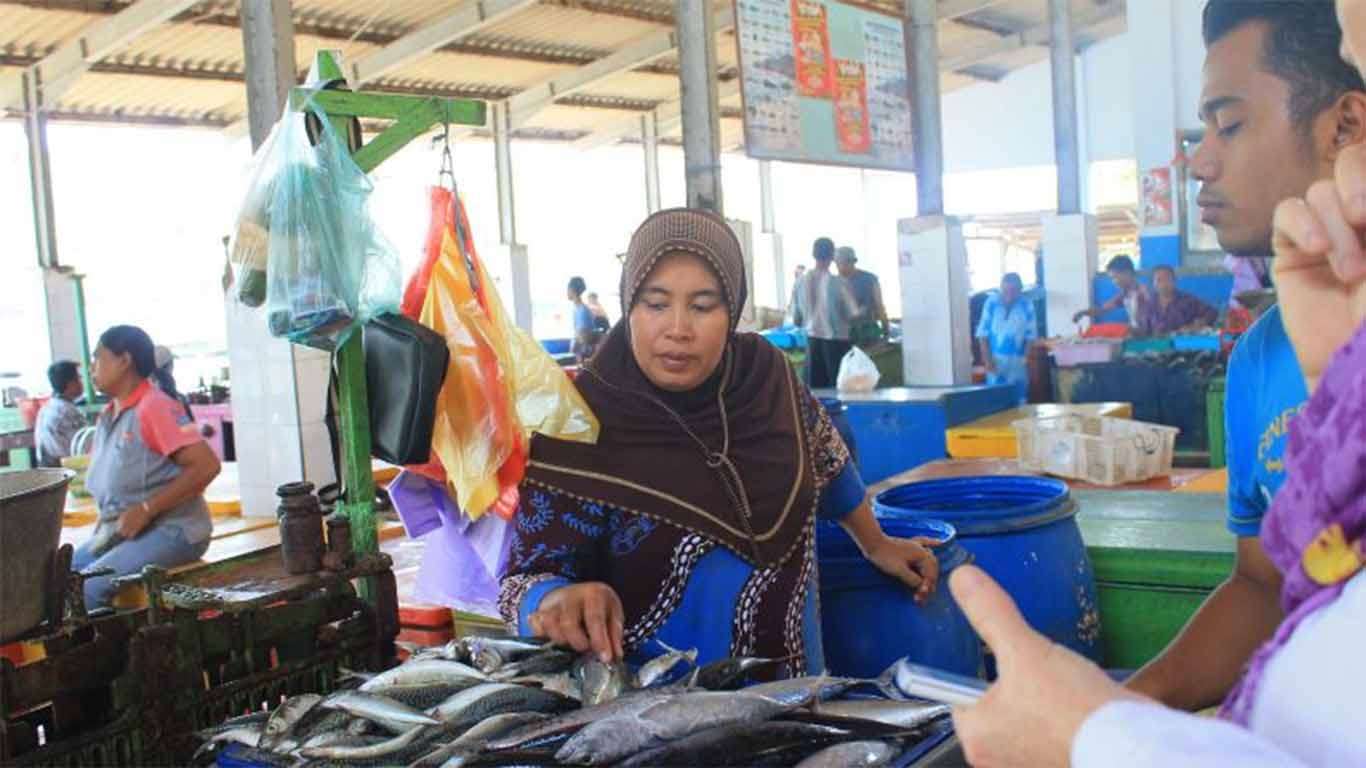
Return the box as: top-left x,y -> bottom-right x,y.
411,187 -> 597,519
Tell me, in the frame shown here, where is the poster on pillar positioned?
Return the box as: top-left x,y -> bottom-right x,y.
735,0 -> 913,171
1140,167 -> 1175,228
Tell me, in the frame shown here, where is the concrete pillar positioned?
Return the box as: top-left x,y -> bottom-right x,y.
1042,213 -> 1099,337
1127,0 -> 1182,269
758,160 -> 776,234
677,0 -> 723,213
230,0 -> 332,517
757,160 -> 785,312
22,71 -> 58,270
907,0 -> 945,216
493,102 -> 518,245
642,112 -> 662,214
897,217 -> 972,385
1048,0 -> 1081,215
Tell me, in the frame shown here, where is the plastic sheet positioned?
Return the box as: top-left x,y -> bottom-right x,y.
837,345 -> 881,392
228,90 -> 401,349
405,187 -> 598,519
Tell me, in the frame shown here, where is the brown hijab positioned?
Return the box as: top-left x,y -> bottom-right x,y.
524,208 -> 818,568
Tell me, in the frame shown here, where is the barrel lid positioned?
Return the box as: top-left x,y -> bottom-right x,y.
0,469 -> 75,505
874,476 -> 1075,536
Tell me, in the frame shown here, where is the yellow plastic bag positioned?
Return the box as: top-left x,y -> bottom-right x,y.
416,188 -> 597,519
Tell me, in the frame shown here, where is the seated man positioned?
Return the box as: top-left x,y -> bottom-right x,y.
1139,266 -> 1220,336
34,360 -> 87,468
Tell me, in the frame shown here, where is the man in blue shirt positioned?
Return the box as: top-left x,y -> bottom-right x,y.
975,273 -> 1037,404
568,276 -> 600,364
1127,0 -> 1364,711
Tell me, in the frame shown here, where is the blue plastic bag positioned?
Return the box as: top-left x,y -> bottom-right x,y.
232,90 -> 401,349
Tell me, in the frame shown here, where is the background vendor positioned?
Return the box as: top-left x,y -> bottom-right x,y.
1138,266 -> 1219,336
34,360 -> 87,468
1072,255 -> 1152,330
975,272 -> 1037,405
499,209 -> 938,677
73,325 -> 220,608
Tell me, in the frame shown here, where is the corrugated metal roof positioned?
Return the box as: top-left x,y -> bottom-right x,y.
1,0 -> 1127,145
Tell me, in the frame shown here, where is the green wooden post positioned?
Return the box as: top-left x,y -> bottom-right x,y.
72,272 -> 96,404
285,51 -> 486,601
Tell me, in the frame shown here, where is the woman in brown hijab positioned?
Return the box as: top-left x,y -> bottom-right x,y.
499,208 -> 937,676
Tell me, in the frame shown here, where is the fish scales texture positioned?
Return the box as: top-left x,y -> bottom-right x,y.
793,740 -> 896,768
408,712 -> 550,768
615,721 -> 856,768
430,683 -> 572,728
361,659 -> 490,692
482,692 -> 677,752
323,691 -> 441,732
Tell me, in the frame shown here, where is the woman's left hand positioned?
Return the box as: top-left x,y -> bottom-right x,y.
865,535 -> 940,604
117,503 -> 155,540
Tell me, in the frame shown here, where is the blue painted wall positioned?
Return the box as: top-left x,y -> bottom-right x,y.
1091,272 -> 1233,325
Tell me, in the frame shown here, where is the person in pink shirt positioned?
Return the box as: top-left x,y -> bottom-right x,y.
72,325 -> 221,608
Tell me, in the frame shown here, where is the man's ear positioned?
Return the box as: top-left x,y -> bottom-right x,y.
1328,91 -> 1366,158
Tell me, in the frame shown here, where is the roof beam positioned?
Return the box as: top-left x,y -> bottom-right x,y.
941,2 -> 1124,72
1,0 -> 201,110
506,7 -> 734,127
575,79 -> 740,150
938,0 -> 1011,22
349,0 -> 537,85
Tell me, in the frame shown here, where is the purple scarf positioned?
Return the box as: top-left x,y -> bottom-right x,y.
1222,319 -> 1366,724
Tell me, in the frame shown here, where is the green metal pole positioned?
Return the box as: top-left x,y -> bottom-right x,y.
72,273 -> 96,404
311,51 -> 380,582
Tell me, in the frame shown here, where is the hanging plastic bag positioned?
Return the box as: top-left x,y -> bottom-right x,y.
228,91 -> 401,349
412,186 -> 597,520
837,346 -> 881,393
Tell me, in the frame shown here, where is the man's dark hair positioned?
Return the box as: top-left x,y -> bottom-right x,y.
1001,272 -> 1024,290
1203,0 -> 1365,132
813,237 -> 835,262
568,276 -> 587,296
1153,265 -> 1178,279
1106,255 -> 1137,275
97,325 -> 156,377
48,360 -> 79,394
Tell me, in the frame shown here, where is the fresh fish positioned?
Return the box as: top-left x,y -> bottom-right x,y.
574,656 -> 630,706
360,659 -> 490,693
260,693 -> 324,750
291,709 -> 353,742
407,712 -> 550,768
689,656 -> 786,690
635,648 -> 698,689
297,730 -> 375,752
322,691 -> 440,732
555,691 -> 792,765
348,717 -> 378,736
198,725 -> 262,751
300,724 -> 431,760
464,637 -> 548,674
793,740 -> 896,768
482,691 -> 678,752
813,699 -> 951,730
491,649 -> 576,680
428,683 -> 572,730
380,683 -> 483,711
615,721 -> 856,768
196,710 -> 271,738
504,673 -> 581,701
743,676 -> 860,707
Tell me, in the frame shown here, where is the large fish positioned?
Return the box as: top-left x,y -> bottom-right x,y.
196,710 -> 270,739
259,693 -> 324,750
793,739 -> 897,768
743,676 -> 860,707
299,724 -> 432,761
635,648 -> 698,689
614,721 -> 855,768
406,712 -> 550,768
428,683 -> 573,731
555,691 -> 792,765
574,656 -> 631,706
463,637 -> 548,674
321,691 -> 440,733
491,650 -> 576,681
502,673 -> 581,702
813,699 -> 951,730
360,659 -> 490,694
689,656 -> 787,690
482,691 -> 678,753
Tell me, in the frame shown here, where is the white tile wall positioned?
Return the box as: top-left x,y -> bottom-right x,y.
300,421 -> 337,488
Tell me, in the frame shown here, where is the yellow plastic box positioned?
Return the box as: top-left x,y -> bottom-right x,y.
946,403 -> 1133,459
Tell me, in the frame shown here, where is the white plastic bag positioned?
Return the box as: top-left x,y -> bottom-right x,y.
837,346 -> 881,392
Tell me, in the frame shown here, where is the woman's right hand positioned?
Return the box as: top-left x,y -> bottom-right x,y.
529,582 -> 625,663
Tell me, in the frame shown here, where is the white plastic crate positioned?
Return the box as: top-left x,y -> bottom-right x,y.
1012,415 -> 1179,486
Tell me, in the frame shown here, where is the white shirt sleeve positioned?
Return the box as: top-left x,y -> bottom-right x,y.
1072,701 -> 1306,768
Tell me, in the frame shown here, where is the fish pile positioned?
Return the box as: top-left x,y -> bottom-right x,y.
194,637 -> 951,768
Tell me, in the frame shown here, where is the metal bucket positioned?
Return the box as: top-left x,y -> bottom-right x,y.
1,469 -> 72,643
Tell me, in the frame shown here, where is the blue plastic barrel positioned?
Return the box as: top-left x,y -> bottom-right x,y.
819,398 -> 859,469
817,518 -> 981,678
874,477 -> 1101,663
539,338 -> 572,355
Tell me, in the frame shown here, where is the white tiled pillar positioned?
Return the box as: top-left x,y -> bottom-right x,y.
1042,213 -> 1100,338
897,216 -> 972,386
43,268 -> 82,362
224,298 -> 333,517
